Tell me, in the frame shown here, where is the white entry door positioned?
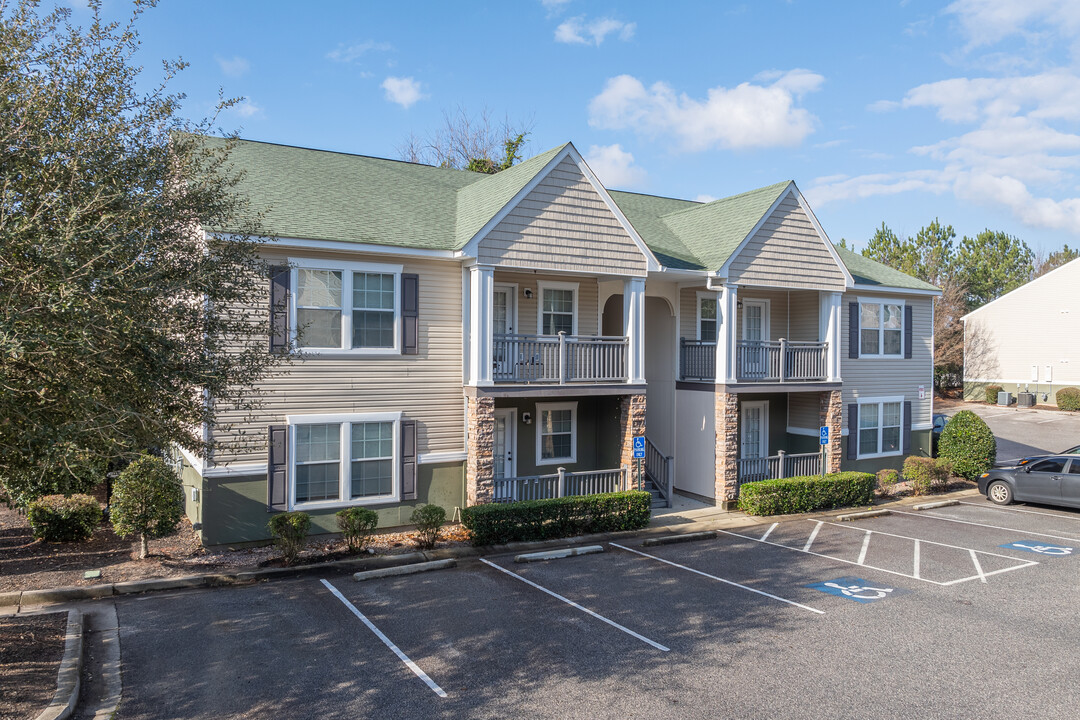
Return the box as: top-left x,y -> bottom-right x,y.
742,300 -> 769,377
492,286 -> 516,377
492,409 -> 517,500
740,401 -> 769,460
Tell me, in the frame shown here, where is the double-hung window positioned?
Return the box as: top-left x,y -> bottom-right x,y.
291,259 -> 402,353
290,413 -> 400,507
859,301 -> 903,357
857,399 -> 902,458
538,282 -> 577,336
536,401 -> 577,465
698,295 -> 717,342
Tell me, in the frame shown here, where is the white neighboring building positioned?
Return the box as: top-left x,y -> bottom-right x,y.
962,258 -> 1080,404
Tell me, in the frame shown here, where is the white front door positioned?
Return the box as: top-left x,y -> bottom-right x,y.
492,409 -> 517,500
742,300 -> 769,377
492,286 -> 516,377
740,401 -> 769,460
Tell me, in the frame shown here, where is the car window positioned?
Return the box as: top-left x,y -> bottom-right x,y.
1065,445 -> 1080,455
933,417 -> 946,430
1030,458 -> 1067,473
1068,460 -> 1080,475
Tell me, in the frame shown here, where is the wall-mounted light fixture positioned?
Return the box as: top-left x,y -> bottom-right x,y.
523,288 -> 534,299
521,411 -> 532,425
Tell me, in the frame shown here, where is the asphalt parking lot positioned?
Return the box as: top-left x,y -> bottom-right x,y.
104,494 -> 1080,720
941,402 -> 1080,463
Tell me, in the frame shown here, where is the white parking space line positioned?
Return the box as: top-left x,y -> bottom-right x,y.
891,509 -> 1080,544
610,543 -> 825,615
960,501 -> 1080,523
857,531 -> 871,566
803,521 -> 823,552
478,559 -> 670,652
1037,418 -> 1060,424
818,519 -> 1043,561
760,522 -> 779,542
969,549 -> 988,584
913,540 -> 921,580
985,412 -> 1014,418
319,579 -> 448,698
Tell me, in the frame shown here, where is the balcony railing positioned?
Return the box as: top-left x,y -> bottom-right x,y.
493,333 -> 627,384
492,466 -> 630,503
679,339 -> 716,381
679,339 -> 829,383
736,451 -> 822,487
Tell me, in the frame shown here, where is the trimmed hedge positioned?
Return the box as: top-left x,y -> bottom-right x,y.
1058,387 -> 1080,412
984,384 -> 1004,403
461,491 -> 652,546
27,494 -> 102,542
336,507 -> 379,553
938,410 -> 996,480
736,472 -> 876,516
268,511 -> 311,566
903,456 -> 953,495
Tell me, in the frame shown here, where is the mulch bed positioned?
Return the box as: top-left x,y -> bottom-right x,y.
0,504 -> 470,593
0,612 -> 66,720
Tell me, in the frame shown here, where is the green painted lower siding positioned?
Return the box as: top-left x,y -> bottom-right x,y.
965,380 -> 1077,406
839,429 -> 932,474
191,461 -> 465,547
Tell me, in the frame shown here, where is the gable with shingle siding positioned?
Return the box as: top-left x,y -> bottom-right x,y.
475,157 -> 649,276
726,192 -> 847,291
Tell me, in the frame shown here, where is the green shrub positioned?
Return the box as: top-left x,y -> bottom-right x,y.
984,384 -> 1004,403
1,452 -> 107,510
111,456 -> 184,558
267,511 -> 311,566
903,456 -> 953,495
410,504 -> 447,549
736,472 -> 876,516
876,469 -> 900,497
461,491 -> 652,546
938,410 -> 997,480
26,494 -> 102,542
336,507 -> 379,553
1057,387 -> 1080,412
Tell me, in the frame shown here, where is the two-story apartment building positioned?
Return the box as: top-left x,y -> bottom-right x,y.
177,138 -> 938,545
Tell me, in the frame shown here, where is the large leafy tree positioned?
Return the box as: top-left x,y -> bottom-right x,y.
0,1 -> 285,506
953,229 -> 1033,307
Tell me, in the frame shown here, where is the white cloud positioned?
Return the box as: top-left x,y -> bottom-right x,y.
555,16 -> 635,45
585,144 -> 647,188
215,55 -> 249,78
541,0 -> 572,8
867,99 -> 901,113
381,76 -> 426,109
327,40 -> 393,63
944,0 -> 1080,49
694,194 -> 718,203
587,70 -> 824,151
232,99 -> 262,118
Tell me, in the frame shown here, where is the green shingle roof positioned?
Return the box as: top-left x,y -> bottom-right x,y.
205,136 -> 934,292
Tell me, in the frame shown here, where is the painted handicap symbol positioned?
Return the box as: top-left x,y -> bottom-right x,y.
1002,540 -> 1075,556
807,576 -> 909,603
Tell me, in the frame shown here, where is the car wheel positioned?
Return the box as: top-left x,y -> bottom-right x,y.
988,481 -> 1013,505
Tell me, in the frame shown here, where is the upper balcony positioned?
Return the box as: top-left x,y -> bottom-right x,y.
494,333 -> 628,384
681,338 -> 829,383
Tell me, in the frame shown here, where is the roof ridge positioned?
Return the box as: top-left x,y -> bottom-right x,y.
658,180 -> 792,220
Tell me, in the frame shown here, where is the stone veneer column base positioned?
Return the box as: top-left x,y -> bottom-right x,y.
619,394 -> 647,489
715,392 -> 739,509
820,389 -> 843,473
466,396 -> 495,506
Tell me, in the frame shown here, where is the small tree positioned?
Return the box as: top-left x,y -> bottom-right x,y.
938,411 -> 997,481
110,456 -> 184,559
267,511 -> 311,566
336,507 -> 379,553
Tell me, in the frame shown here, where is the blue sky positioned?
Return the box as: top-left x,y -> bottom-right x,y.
80,0 -> 1080,254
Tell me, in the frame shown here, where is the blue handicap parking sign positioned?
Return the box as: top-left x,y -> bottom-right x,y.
806,576 -> 908,604
1001,541 -> 1074,556
632,436 -> 646,459
819,426 -> 829,445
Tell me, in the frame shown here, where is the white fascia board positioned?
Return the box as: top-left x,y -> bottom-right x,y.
203,462 -> 268,478
962,256 -> 1080,320
418,450 -> 467,465
223,233 -> 459,260
177,445 -> 205,474
716,183 -> 795,279
852,283 -> 942,297
789,183 -> 857,289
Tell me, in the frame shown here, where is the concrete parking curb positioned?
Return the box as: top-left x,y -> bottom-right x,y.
34,609 -> 83,720
514,545 -> 604,563
835,509 -> 892,521
642,531 -> 717,547
353,558 -> 457,581
912,499 -> 960,510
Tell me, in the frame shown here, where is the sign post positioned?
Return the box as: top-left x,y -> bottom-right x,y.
633,436 -> 646,491
819,426 -> 829,479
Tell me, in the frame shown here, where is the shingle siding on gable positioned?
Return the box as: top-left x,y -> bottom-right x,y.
476,157 -> 648,276
727,194 -> 846,291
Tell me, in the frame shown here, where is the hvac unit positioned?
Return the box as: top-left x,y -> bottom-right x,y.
1017,392 -> 1036,408
997,391 -> 1014,406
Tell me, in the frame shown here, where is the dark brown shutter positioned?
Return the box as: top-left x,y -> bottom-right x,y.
400,420 -> 417,500
267,425 -> 288,511
847,404 -> 858,460
402,273 -> 419,355
904,305 -> 913,359
848,302 -> 859,359
269,266 -> 290,353
902,401 -> 913,455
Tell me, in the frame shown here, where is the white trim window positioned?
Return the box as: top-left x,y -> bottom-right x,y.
697,293 -> 718,342
536,401 -> 577,465
857,398 -> 903,458
859,300 -> 903,357
537,281 -> 578,336
291,259 -> 403,354
289,412 -> 401,508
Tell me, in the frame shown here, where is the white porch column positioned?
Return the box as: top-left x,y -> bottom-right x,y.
821,291 -> 843,382
469,265 -> 494,386
716,284 -> 738,384
623,277 -> 646,384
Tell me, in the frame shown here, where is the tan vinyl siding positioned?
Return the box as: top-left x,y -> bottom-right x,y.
841,292 -> 934,430
963,260 -> 1080,386
477,157 -> 648,277
212,250 -> 465,465
787,393 -> 819,429
727,194 -> 846,291
493,271 -> 599,336
788,291 -> 821,342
